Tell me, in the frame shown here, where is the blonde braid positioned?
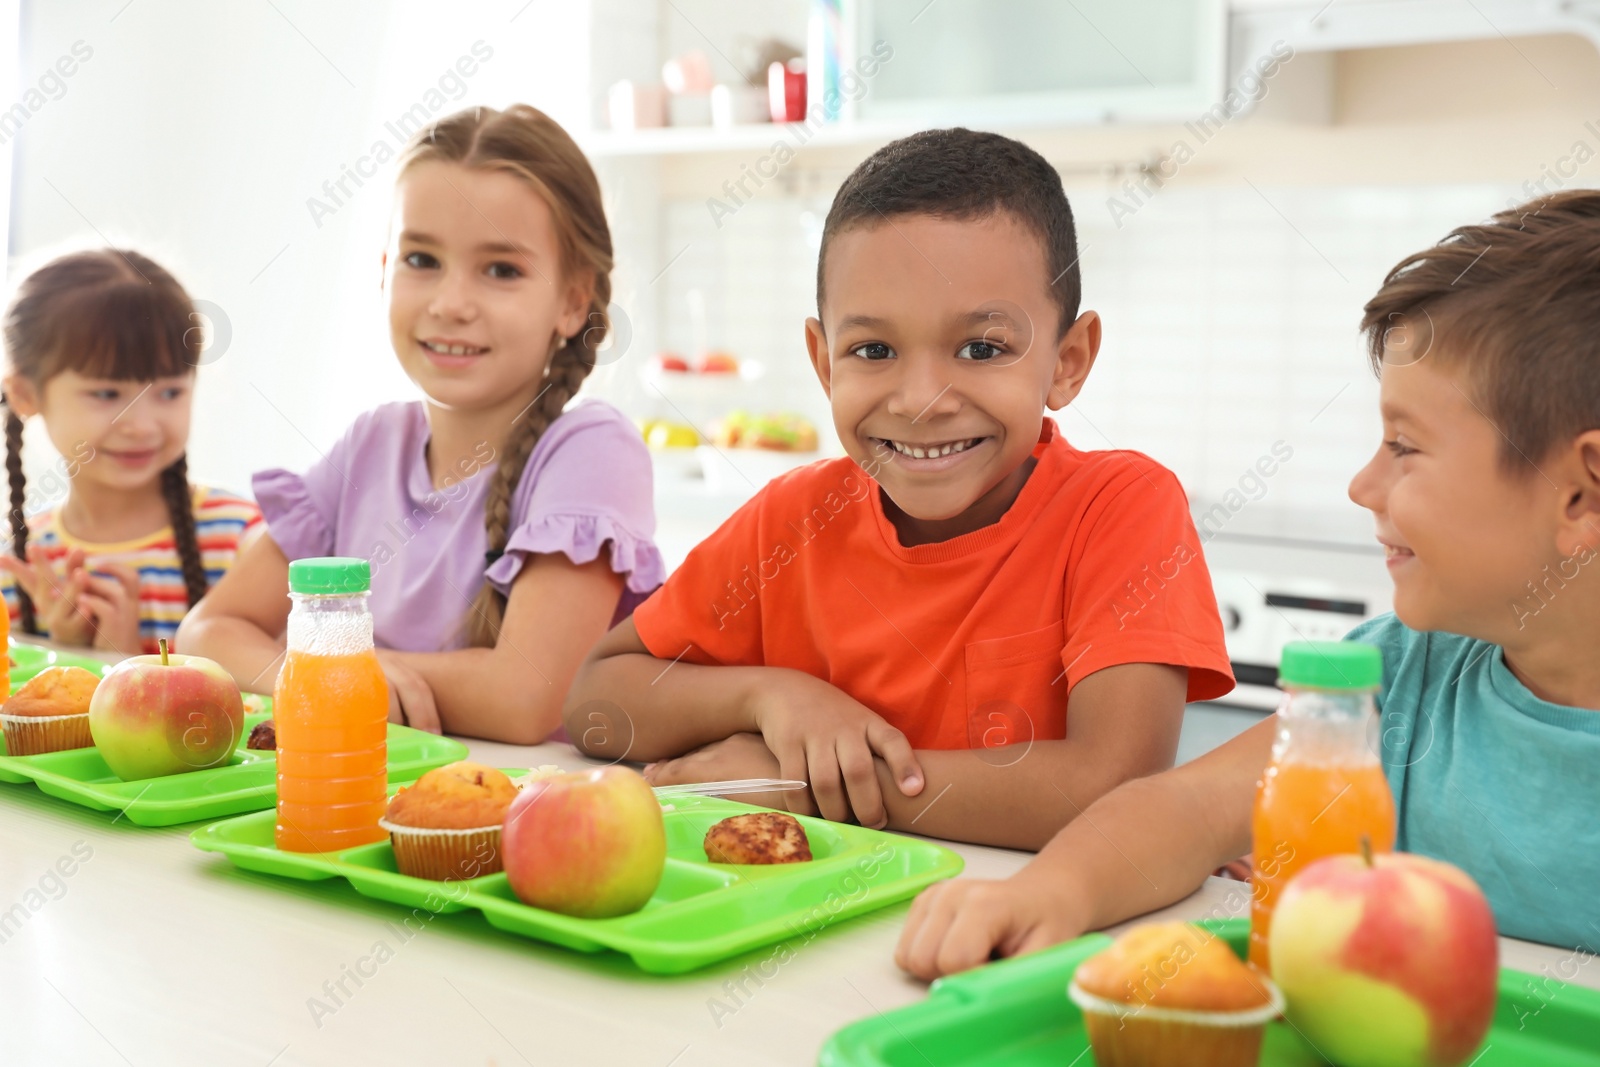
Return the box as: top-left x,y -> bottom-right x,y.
464,333 -> 597,647
159,455 -> 210,608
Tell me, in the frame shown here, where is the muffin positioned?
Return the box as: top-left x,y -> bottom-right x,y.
380,761 -> 519,881
704,812 -> 812,864
0,666 -> 99,755
1067,922 -> 1283,1067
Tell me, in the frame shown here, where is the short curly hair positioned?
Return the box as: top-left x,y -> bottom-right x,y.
817,127 -> 1080,337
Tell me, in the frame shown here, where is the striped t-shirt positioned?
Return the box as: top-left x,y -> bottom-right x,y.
2,486 -> 263,654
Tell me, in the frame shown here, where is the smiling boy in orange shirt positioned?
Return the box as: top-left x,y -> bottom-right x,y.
564,129 -> 1233,848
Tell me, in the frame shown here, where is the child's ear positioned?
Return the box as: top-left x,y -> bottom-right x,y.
1558,430 -> 1600,558
1045,310 -> 1101,410
557,273 -> 597,343
805,316 -> 832,399
3,374 -> 39,419
379,250 -> 388,290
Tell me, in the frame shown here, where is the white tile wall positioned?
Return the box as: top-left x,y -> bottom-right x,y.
594,178 -> 1536,541
1070,182 -> 1511,525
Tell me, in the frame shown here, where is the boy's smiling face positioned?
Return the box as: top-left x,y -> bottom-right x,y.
1348,351 -> 1570,640
806,212 -> 1098,544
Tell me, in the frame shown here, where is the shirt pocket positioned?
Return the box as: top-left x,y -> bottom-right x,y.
963,620 -> 1068,754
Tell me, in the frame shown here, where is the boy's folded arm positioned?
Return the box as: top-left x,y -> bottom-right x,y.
564,617 -> 783,762
896,715 -> 1271,979
871,663 -> 1192,850
1042,715 -> 1267,931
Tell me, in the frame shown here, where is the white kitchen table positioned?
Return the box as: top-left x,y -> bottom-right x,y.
1,693 -> 1593,1064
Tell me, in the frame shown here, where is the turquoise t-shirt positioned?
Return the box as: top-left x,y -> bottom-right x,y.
1348,613 -> 1600,952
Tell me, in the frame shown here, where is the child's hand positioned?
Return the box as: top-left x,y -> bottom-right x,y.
750,672 -> 923,828
78,562 -> 147,656
642,732 -> 795,809
0,545 -> 97,646
895,873 -> 1089,981
376,650 -> 442,734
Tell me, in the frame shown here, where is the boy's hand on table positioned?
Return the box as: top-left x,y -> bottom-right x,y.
79,562 -> 146,656
895,871 -> 1089,981
749,672 -> 923,828
0,546 -> 96,646
642,732 -> 795,810
375,650 -> 442,734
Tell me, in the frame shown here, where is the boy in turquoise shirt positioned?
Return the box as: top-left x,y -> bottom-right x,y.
897,190 -> 1600,977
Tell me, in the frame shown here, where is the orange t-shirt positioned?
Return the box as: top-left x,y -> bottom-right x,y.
633,419 -> 1234,750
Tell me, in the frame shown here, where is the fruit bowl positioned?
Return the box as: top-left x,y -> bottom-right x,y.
697,445 -> 821,493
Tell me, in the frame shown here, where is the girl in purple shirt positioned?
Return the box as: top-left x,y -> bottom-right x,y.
180,105 -> 663,744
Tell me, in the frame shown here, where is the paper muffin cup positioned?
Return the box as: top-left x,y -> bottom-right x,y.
1068,977 -> 1284,1067
378,818 -> 503,882
0,711 -> 93,756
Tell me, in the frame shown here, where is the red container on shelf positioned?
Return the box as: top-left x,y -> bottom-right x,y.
768,59 -> 807,123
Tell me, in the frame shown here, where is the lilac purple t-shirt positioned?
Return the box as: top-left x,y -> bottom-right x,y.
252,399 -> 664,652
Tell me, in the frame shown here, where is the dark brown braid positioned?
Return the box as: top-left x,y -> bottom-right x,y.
160,454 -> 209,608
5,407 -> 36,633
465,341 -> 596,647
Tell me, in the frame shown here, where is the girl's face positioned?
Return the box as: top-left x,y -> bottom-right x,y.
5,368 -> 194,492
386,161 -> 592,417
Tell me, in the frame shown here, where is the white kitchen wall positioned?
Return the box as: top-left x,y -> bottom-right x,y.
630,177 -> 1537,541
8,0 -> 1588,553
7,0 -> 590,500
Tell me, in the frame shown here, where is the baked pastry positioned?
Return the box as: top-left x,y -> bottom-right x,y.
1,666 -> 99,755
704,812 -> 812,864
1068,922 -> 1282,1067
380,761 -> 519,881
246,719 -> 276,750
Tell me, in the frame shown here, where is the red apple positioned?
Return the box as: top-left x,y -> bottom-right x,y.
1270,843 -> 1498,1067
654,352 -> 690,373
88,640 -> 245,780
500,766 -> 666,919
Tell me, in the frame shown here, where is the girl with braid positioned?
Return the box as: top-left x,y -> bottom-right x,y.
0,249 -> 263,655
180,105 -> 662,744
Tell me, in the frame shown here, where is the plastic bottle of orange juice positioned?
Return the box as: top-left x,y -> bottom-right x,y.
1249,641 -> 1395,971
274,557 -> 389,853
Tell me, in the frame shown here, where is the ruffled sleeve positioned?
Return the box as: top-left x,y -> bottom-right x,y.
250,467 -> 334,560
249,406 -> 393,561
483,402 -> 665,618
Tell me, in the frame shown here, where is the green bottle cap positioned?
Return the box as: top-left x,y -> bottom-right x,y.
288,557 -> 371,595
1278,641 -> 1383,691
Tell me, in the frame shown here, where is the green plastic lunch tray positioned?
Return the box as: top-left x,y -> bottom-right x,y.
7,641 -> 111,686
0,642 -> 468,825
818,919 -> 1600,1066
190,791 -> 964,974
